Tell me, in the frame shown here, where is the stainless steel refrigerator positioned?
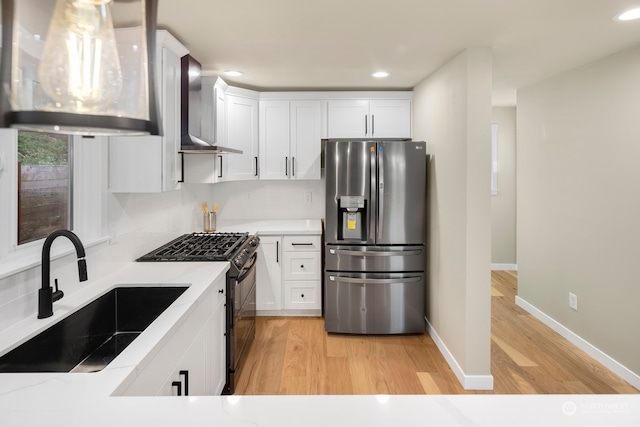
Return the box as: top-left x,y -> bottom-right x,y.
324,139 -> 427,334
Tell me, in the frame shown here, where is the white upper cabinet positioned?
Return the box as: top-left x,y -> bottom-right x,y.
326,99 -> 369,139
193,78 -> 228,184
201,77 -> 228,147
259,101 -> 289,180
225,94 -> 259,181
290,101 -> 323,180
184,83 -> 258,183
109,30 -> 188,193
259,99 -> 322,180
369,100 -> 412,138
327,98 -> 411,139
183,90 -> 410,184
182,153 -> 225,184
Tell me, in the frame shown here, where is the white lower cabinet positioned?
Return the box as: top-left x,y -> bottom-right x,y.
282,236 -> 321,311
209,285 -> 227,395
256,234 -> 321,315
159,319 -> 210,396
118,276 -> 226,396
283,281 -> 320,310
256,236 -> 282,311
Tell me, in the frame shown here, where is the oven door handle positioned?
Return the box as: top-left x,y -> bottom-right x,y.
236,252 -> 257,283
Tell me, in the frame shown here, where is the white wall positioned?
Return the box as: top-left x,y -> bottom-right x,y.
192,180 -> 325,224
517,45 -> 640,378
412,48 -> 493,388
491,107 -> 517,267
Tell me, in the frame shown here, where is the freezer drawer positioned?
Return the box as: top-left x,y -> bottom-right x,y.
325,245 -> 425,272
324,272 -> 425,334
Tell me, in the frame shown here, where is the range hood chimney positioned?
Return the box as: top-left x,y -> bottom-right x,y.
180,55 -> 241,154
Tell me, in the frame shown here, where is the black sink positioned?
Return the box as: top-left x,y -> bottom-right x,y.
0,286 -> 188,373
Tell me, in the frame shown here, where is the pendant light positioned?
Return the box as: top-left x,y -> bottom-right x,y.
0,0 -> 160,136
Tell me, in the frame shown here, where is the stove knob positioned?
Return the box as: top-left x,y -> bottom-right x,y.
249,238 -> 258,247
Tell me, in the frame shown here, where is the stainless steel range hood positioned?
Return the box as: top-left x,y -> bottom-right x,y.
180,55 -> 241,154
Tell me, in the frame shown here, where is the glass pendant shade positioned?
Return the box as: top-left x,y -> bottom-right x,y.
39,0 -> 123,113
0,0 -> 160,136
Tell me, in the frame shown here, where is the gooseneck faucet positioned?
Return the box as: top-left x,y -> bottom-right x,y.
38,230 -> 88,319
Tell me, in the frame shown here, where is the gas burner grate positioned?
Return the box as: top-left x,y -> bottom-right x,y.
137,232 -> 248,262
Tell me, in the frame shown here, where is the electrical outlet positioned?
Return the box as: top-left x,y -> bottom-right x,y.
304,192 -> 312,203
569,292 -> 578,311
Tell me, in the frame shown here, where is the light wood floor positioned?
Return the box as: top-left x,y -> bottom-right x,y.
236,271 -> 639,395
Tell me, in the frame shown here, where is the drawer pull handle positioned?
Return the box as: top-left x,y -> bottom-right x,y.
218,288 -> 224,294
300,264 -> 304,268
301,293 -> 305,298
172,381 -> 182,396
292,243 -> 313,246
179,370 -> 189,396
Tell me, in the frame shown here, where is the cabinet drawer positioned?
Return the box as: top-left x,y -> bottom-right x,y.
283,252 -> 320,281
283,281 -> 321,310
282,235 -> 321,252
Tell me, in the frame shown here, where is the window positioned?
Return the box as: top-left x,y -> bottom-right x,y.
17,131 -> 73,245
0,129 -> 107,275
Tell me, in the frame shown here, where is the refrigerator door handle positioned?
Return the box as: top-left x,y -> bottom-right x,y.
328,276 -> 422,284
369,143 -> 377,243
329,248 -> 423,256
378,145 -> 384,239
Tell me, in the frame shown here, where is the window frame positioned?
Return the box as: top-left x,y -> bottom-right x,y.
0,130 -> 108,278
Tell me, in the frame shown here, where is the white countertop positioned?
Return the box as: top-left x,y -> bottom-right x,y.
1,386 -> 637,426
0,261 -> 229,399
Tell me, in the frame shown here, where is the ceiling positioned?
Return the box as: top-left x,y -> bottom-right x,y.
156,0 -> 640,106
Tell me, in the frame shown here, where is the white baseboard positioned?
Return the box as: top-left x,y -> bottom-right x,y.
424,317 -> 494,390
491,263 -> 518,271
515,296 -> 640,391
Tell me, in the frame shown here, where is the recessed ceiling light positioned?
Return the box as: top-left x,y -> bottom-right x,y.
613,7 -> 640,21
223,70 -> 244,77
371,71 -> 390,78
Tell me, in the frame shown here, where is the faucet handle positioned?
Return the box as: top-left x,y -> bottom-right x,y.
78,259 -> 88,282
52,278 -> 64,302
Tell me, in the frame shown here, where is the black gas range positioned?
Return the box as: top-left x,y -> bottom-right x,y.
136,232 -> 260,277
136,231 -> 259,395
